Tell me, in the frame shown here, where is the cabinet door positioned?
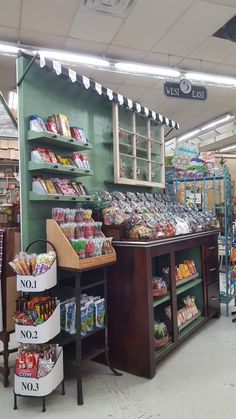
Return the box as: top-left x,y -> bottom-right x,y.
207,282 -> 220,317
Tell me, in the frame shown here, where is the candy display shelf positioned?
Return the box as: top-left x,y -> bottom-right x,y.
46,219 -> 116,270
28,161 -> 93,177
176,277 -> 202,295
178,315 -> 205,339
29,192 -> 91,202
153,294 -> 170,307
13,240 -> 65,412
108,230 -> 220,378
28,130 -> 92,151
178,311 -> 202,333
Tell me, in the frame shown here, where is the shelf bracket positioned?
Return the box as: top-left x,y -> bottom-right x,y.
17,53 -> 38,87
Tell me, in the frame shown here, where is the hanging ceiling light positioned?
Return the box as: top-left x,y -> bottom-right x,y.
38,50 -> 110,68
114,62 -> 181,78
177,113 -> 234,143
185,71 -> 236,87
219,144 -> 236,152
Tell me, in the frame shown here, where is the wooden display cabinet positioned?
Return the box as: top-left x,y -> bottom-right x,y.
107,229 -> 220,378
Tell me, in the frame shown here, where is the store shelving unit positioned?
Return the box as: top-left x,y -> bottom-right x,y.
167,166 -> 233,315
13,240 -> 64,412
46,220 -> 119,405
108,230 -> 220,378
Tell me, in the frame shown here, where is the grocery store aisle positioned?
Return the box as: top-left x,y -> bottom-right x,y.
1,313 -> 236,419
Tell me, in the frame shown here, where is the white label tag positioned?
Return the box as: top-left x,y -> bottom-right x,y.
107,88 -> 113,100
117,94 -> 124,105
144,107 -> 149,116
83,76 -> 90,89
53,61 -> 61,75
95,82 -> 102,95
68,69 -> 77,83
40,55 -> 46,68
127,98 -> 133,109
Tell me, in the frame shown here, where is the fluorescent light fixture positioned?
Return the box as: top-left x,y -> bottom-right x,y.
8,91 -> 18,110
178,129 -> 201,142
0,43 -> 19,54
219,144 -> 236,152
38,50 -> 110,67
200,114 -> 233,131
185,71 -> 236,87
114,62 -> 180,78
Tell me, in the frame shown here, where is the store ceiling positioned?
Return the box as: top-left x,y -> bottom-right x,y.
1,0 -> 236,141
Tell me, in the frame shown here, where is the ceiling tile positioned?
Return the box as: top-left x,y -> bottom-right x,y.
105,45 -> 146,61
20,30 -> 66,49
0,26 -> 18,42
204,0 -> 236,6
69,10 -> 123,43
64,38 -> 108,55
223,50 -> 236,65
22,0 -> 78,36
89,69 -> 127,84
0,0 -> 21,27
116,84 -> 148,101
176,57 -> 215,71
142,52 -> 181,67
189,37 -> 236,62
139,89 -> 166,110
209,63 -> 236,76
112,0 -> 193,50
122,74 -> 161,88
206,84 -> 236,98
153,1 -> 236,56
0,54 -> 16,68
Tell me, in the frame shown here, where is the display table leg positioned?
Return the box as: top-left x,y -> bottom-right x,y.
42,396 -> 46,412
61,380 -> 65,395
104,268 -> 122,377
75,272 -> 83,405
2,332 -> 10,387
13,392 -> 17,410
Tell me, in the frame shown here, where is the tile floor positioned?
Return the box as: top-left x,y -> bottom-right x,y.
0,312 -> 236,419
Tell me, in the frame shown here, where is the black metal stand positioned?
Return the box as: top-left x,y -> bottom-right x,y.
62,265 -> 122,406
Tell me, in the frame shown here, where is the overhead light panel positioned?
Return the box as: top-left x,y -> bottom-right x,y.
0,43 -> 19,54
200,114 -> 233,132
185,71 -> 236,87
219,144 -> 236,152
114,62 -> 180,78
178,129 -> 201,143
38,50 -> 110,68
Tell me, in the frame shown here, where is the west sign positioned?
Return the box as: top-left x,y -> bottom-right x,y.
164,79 -> 207,101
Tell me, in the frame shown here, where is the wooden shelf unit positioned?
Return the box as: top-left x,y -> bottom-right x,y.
107,229 -> 220,378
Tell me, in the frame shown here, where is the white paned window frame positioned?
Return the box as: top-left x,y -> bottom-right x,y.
112,103 -> 165,188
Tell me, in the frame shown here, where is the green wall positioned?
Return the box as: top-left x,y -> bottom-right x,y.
17,55 -> 160,250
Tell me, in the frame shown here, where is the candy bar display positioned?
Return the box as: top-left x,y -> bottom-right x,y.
97,191 -> 220,241
29,114 -> 88,145
15,344 -> 58,378
52,207 -> 113,259
165,295 -> 199,329
175,260 -> 197,282
9,251 -> 56,276
60,295 -> 105,337
31,147 -> 91,171
14,296 -> 57,326
154,322 -> 169,348
32,176 -> 89,196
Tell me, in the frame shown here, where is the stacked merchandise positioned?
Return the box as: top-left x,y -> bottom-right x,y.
52,207 -> 113,259
60,294 -> 105,336
165,295 -> 200,329
175,260 -> 197,283
14,296 -> 58,326
31,147 -> 91,171
15,344 -> 59,378
154,321 -> 169,348
10,250 -> 63,403
10,251 -> 56,276
32,177 -> 89,197
98,191 -> 219,241
30,113 -> 88,145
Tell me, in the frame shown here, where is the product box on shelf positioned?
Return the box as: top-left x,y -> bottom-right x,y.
14,346 -> 63,397
46,219 -> 116,270
16,260 -> 57,292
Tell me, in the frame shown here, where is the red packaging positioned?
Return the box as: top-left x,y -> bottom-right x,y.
46,121 -> 58,134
